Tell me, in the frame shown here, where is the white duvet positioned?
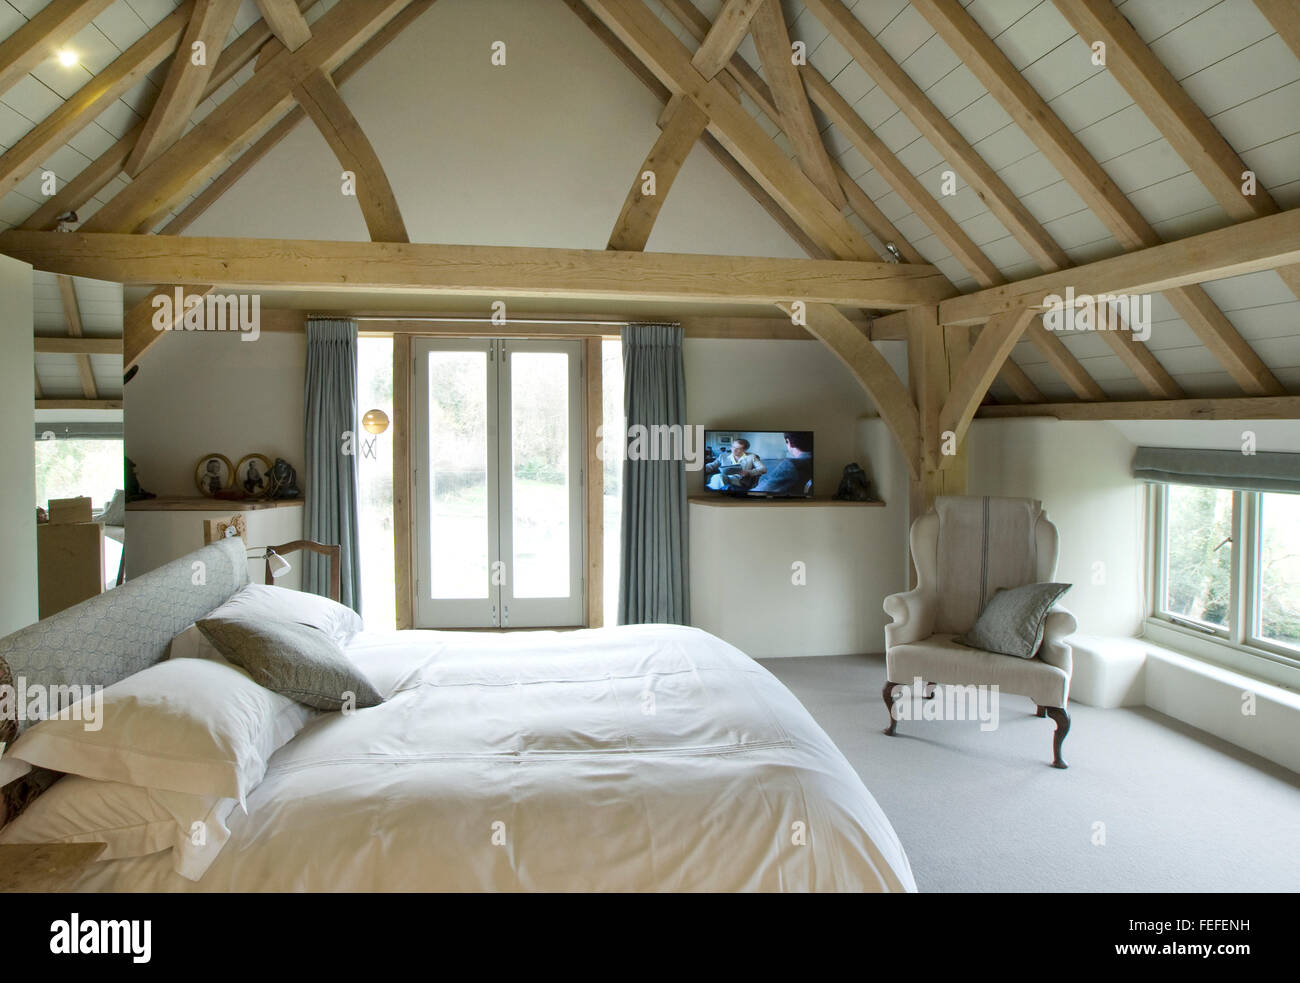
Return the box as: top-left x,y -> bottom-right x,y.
73,625 -> 915,892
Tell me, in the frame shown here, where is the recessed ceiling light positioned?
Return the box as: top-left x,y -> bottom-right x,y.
56,48 -> 78,67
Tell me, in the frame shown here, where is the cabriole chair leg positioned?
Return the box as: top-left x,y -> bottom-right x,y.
1045,706 -> 1070,769
882,681 -> 900,736
1034,705 -> 1047,718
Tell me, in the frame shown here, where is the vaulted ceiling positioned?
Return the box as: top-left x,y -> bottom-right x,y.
2,0 -> 1299,409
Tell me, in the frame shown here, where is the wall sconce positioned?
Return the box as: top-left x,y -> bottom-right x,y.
362,409 -> 390,435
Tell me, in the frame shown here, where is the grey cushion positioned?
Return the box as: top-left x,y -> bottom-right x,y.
956,582 -> 1072,660
195,617 -> 383,711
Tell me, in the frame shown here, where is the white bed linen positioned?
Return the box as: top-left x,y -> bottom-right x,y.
72,625 -> 915,892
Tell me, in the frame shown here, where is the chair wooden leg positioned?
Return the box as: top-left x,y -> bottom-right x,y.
882,681 -> 900,736
1034,705 -> 1046,718
1045,706 -> 1070,769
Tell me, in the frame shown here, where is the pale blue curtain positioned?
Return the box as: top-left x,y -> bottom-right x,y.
619,323 -> 689,625
1133,446 -> 1300,494
304,318 -> 361,611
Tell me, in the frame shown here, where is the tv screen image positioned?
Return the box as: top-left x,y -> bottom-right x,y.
702,430 -> 814,498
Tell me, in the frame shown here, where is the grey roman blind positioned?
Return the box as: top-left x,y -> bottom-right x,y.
1132,446 -> 1300,494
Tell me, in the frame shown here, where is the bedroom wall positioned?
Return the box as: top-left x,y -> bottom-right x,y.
965,418 -> 1146,638
686,339 -> 912,657
0,254 -> 37,635
127,332 -> 306,499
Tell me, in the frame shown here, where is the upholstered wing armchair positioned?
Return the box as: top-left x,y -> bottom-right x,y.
882,497 -> 1077,768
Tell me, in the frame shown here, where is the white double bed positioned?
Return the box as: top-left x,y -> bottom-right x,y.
70,624 -> 914,892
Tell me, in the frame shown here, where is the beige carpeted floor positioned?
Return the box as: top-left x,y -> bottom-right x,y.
761,653 -> 1300,893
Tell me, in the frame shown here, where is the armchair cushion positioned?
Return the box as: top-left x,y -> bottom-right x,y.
886,634 -> 1070,708
957,582 -> 1072,660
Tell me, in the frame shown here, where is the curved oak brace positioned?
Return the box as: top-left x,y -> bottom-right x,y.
293,69 -> 409,244
786,302 -> 922,480
937,307 -> 1036,467
607,96 -> 708,252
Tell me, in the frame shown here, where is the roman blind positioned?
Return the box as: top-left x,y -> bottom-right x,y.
1132,446 -> 1300,494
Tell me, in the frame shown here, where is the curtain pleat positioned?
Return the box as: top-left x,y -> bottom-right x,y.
619,323 -> 689,625
304,318 -> 362,611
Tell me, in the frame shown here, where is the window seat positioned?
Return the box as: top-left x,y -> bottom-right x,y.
1070,633 -> 1300,774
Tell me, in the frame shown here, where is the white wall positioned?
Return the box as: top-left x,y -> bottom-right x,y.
182,0 -> 804,258
0,254 -> 36,634
685,339 -> 912,656
966,418 -> 1146,638
127,332 -> 306,498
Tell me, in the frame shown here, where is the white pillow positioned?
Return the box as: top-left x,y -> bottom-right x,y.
7,658 -> 313,805
199,584 -> 363,647
0,775 -> 238,881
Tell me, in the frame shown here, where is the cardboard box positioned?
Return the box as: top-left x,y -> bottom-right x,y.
47,497 -> 93,524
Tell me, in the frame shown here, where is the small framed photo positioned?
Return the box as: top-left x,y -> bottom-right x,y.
234,454 -> 274,499
194,454 -> 234,497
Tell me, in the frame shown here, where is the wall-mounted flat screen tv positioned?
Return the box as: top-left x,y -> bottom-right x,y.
703,430 -> 814,498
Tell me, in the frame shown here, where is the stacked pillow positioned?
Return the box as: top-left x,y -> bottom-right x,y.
0,585 -> 382,882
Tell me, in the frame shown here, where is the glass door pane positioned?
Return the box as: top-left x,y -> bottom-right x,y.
498,340 -> 584,627
428,350 -> 490,598
510,351 -> 570,598
413,339 -> 498,628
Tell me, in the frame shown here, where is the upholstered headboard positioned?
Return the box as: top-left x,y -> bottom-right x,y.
0,537 -> 249,742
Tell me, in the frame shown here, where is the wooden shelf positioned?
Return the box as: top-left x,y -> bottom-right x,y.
689,495 -> 885,508
127,497 -> 303,512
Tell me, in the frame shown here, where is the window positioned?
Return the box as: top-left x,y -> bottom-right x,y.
34,436 -> 123,511
357,337 -> 395,630
1151,482 -> 1300,662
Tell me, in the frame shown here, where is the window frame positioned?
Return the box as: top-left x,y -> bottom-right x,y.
1147,482 -> 1300,674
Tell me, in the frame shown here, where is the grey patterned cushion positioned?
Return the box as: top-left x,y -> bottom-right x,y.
957,582 -> 1072,660
195,617 -> 383,711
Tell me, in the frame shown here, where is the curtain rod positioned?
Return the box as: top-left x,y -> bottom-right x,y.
333,315 -> 633,327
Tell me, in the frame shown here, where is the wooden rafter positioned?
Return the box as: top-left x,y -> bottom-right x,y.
803,0 -> 1071,274
1050,0 -> 1298,381
293,69 -> 409,243
941,207 -> 1300,326
607,96 -> 709,251
563,0 -> 827,258
978,396 -> 1300,421
0,231 -> 954,309
0,0 -> 115,99
256,0 -> 314,52
81,0 -> 416,235
0,1 -> 196,200
749,0 -> 844,207
56,275 -> 96,400
37,399 -> 122,411
689,0 -> 763,78
1026,319 -> 1107,401
126,0 -> 243,176
658,0 -> 906,259
582,0 -> 877,262
1255,0 -> 1300,61
19,0 -> 321,232
658,0 -> 1036,402
34,338 -> 121,356
161,0 -> 433,238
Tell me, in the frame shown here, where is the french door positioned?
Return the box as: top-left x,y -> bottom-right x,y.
412,338 -> 585,628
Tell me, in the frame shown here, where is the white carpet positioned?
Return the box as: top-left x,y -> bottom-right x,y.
761,653 -> 1300,893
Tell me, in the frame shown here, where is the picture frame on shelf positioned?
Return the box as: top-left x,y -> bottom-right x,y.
194,454 -> 234,498
234,454 -> 274,499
